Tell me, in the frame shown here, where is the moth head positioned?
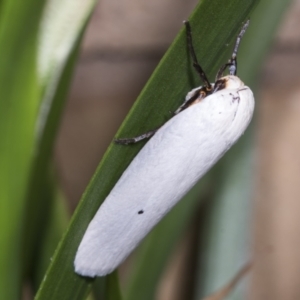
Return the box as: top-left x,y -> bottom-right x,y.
213,75 -> 244,92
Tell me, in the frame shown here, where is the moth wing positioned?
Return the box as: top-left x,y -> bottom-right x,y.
74,86 -> 254,277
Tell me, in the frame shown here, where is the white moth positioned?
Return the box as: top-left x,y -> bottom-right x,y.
74,20 -> 254,277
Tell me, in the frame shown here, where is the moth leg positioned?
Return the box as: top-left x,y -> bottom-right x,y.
115,128 -> 158,145
184,21 -> 212,90
216,20 -> 250,80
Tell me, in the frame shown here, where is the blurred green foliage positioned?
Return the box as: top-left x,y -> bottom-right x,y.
0,0 -> 292,299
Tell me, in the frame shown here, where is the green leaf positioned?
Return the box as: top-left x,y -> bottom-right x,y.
24,19 -> 90,287
0,1 -> 46,299
22,0 -> 97,291
35,0 -> 261,299
106,272 -> 123,300
0,0 -> 97,298
34,188 -> 69,287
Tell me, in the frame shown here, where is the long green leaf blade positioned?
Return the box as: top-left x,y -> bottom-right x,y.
23,0 -> 97,291
0,1 -> 46,298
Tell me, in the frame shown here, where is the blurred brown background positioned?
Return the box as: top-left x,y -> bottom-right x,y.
54,0 -> 300,299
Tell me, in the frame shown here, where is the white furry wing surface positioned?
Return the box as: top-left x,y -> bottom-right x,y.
75,85 -> 254,277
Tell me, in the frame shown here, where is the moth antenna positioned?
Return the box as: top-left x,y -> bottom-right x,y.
229,19 -> 250,75
231,20 -> 250,60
